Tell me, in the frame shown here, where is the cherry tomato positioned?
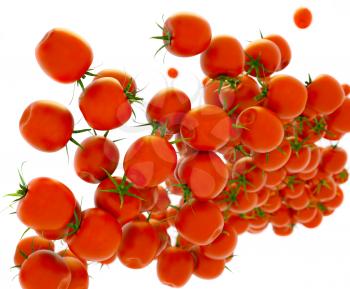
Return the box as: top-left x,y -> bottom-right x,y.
265,168 -> 287,188
302,210 -> 323,228
19,100 -> 74,152
270,206 -> 292,227
273,225 -> 293,236
323,187 -> 344,210
167,67 -> 179,78
193,249 -> 225,279
319,146 -> 347,174
294,207 -> 318,224
264,34 -> 291,70
333,169 -> 348,184
63,257 -> 89,289
57,249 -> 87,268
294,7 -> 312,29
326,98 -> 350,133
151,186 -> 170,213
94,69 -> 137,93
285,137 -> 311,173
261,192 -> 282,213
226,215 -> 249,235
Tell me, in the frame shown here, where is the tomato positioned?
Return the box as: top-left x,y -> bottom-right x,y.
293,207 -> 318,224
285,190 -> 310,210
265,168 -> 287,188
298,169 -> 318,181
94,69 -> 137,93
273,225 -> 293,237
323,187 -> 344,210
178,151 -> 229,200
166,207 -> 178,227
252,138 -> 291,172
248,212 -> 269,230
228,189 -> 258,214
237,106 -> 284,153
146,87 -> 191,133
19,100 -> 74,152
247,223 -> 269,234
232,157 -> 266,193
319,146 -> 347,174
333,169 -> 348,184
245,39 -> 281,77
36,28 -> 92,83
270,206 -> 292,227
265,75 -> 307,119
280,176 -> 305,199
298,116 -> 327,144
180,104 -> 231,151
167,67 -> 179,78
157,247 -> 194,287
134,186 -> 159,211
193,249 -> 225,279
326,98 -> 350,133
312,177 -> 337,202
264,34 -> 292,70
256,187 -> 271,207
57,249 -> 87,268
19,250 -> 71,289
302,145 -> 321,173
306,74 -> 345,115
74,136 -> 119,183
261,192 -> 282,213
159,13 -> 211,57
200,35 -> 245,78
67,208 -> 122,262
123,135 -> 177,187
118,220 -> 160,269
175,200 -> 224,245
226,215 -> 249,234
285,137 -> 311,173
79,77 -> 133,130
203,79 -> 222,107
100,252 -> 118,265
151,186 -> 170,213
294,7 -> 312,29
200,224 -> 237,260
302,210 -> 323,228
16,177 -> 76,231
95,176 -> 142,225
14,236 -> 54,267
63,257 -> 89,289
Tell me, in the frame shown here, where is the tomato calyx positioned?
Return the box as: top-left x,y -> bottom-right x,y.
99,169 -> 144,208
245,52 -> 271,79
152,23 -> 172,56
124,78 -> 144,105
254,207 -> 266,218
172,183 -> 192,203
284,175 -> 303,190
254,78 -> 268,102
134,120 -> 168,137
215,75 -> 241,94
6,170 -> 28,202
66,209 -> 82,237
76,68 -> 98,91
316,202 -> 327,212
288,137 -> 308,154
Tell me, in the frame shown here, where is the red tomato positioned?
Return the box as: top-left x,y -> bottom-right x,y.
226,215 -> 249,235
294,7 -> 313,29
19,250 -> 71,289
19,100 -> 74,152
67,208 -> 122,262
123,135 -> 177,187
118,220 -> 160,269
265,168 -> 287,188
180,104 -> 231,151
302,145 -> 321,173
326,98 -> 350,133
79,77 -> 133,130
36,28 -> 93,83
160,13 -> 211,57
285,137 -> 311,173
228,189 -> 258,214
270,206 -> 292,227
146,87 -> 191,133
200,35 -> 245,78
333,169 -> 348,184
323,187 -> 344,210
57,249 -> 87,268
203,79 -> 222,107
302,210 -> 323,228
319,146 -> 347,174
264,34 -> 292,70
193,249 -> 225,279
285,190 -> 310,210
95,176 -> 142,225
237,106 -> 284,153
14,236 -> 55,267
17,177 -> 76,231
178,151 -> 229,200
294,207 -> 318,224
280,176 -> 305,199
261,192 -> 282,213
74,136 -> 119,183
273,225 -> 293,237
94,69 -> 137,93
157,247 -> 194,287
63,257 -> 89,289
175,200 -> 224,245
256,187 -> 272,207
151,186 -> 170,213
134,186 -> 159,211
167,67 -> 179,78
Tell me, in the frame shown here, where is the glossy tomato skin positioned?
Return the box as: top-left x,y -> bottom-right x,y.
79,77 -> 132,130
94,69 -> 137,93
203,79 -> 222,107
36,28 -> 93,83
146,87 -> 191,133
264,34 -> 292,70
19,100 -> 74,152
157,247 -> 194,287
63,257 -> 89,289
17,177 -> 76,231
200,35 -> 245,78
178,151 -> 229,200
175,201 -> 224,246
58,249 -> 87,268
95,177 -> 142,225
118,221 -> 160,269
193,249 -> 225,280
19,250 -> 71,289
164,13 -> 211,57
180,105 -> 231,151
294,7 -> 312,29
237,106 -> 284,153
74,136 -> 119,183
326,98 -> 350,133
14,236 -> 55,267
319,146 -> 347,174
124,135 -> 177,187
67,208 -> 122,262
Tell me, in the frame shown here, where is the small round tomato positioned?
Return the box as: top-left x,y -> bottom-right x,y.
167,67 -> 179,78
326,98 -> 350,133
237,106 -> 284,153
14,236 -> 55,267
265,168 -> 287,188
157,247 -> 194,287
203,79 -> 222,107
261,192 -> 282,213
228,189 -> 258,214
226,215 -> 249,235
17,177 -> 76,231
146,87 -> 191,133
19,250 -> 71,289
94,69 -> 137,93
160,13 -> 211,57
74,136 -> 119,183
36,28 -> 93,83
293,207 -> 318,224
245,39 -> 281,77
298,169 -> 318,181
134,186 -> 159,211
175,200 -> 224,246
270,206 -> 292,227
306,74 -> 345,115
193,249 -> 225,280
302,145 -> 321,173
256,187 -> 272,207
57,249 -> 87,267
273,225 -> 293,236
200,35 -> 245,78
312,177 -> 337,202
333,169 -> 348,184
280,176 -> 305,199
286,190 -> 310,210
319,146 -> 347,174
118,220 -> 160,269
266,75 -> 308,119
178,151 -> 229,200
63,257 -> 89,289
180,104 -> 231,151
285,137 -> 311,173
151,186 -> 170,213
323,187 -> 344,210
19,100 -> 74,152
95,176 -> 142,225
294,7 -> 312,29
123,135 -> 177,187
67,208 -> 122,262
302,210 -> 323,228
264,34 -> 292,70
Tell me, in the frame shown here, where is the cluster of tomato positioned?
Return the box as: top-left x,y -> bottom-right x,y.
12,12 -> 349,289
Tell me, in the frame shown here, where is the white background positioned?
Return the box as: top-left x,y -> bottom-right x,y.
1,0 -> 350,288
